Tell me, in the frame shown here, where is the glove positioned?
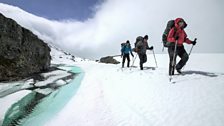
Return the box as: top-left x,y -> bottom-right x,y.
149,46 -> 153,50
191,41 -> 196,45
175,36 -> 179,40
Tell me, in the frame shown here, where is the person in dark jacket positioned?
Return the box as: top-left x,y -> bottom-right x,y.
136,35 -> 153,70
167,18 -> 196,75
121,40 -> 134,68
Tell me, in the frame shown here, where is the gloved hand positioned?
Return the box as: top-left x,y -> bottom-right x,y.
191,40 -> 197,45
175,36 -> 179,40
149,46 -> 153,50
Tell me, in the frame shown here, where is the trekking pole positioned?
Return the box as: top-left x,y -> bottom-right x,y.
188,38 -> 197,56
162,46 -> 164,52
170,40 -> 178,82
182,38 -> 197,70
152,49 -> 158,68
162,42 -> 165,52
131,53 -> 138,67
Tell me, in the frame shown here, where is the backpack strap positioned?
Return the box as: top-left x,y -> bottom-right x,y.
173,27 -> 178,39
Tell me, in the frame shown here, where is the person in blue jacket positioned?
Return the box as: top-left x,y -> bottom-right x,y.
121,40 -> 134,68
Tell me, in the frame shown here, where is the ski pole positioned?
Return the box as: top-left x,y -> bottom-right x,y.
182,38 -> 197,70
152,49 -> 158,68
188,45 -> 194,56
162,46 -> 164,52
170,40 -> 178,82
131,53 -> 137,67
189,38 -> 197,56
161,40 -> 166,52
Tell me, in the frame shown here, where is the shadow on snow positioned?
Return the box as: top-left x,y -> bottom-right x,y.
181,70 -> 222,77
130,66 -> 156,70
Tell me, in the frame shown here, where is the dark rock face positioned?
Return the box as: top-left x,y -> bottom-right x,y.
0,13 -> 51,81
100,56 -> 120,64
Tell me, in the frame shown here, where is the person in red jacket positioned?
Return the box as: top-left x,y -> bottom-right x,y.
167,18 -> 196,75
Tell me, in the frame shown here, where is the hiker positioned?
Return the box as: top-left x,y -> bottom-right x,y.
121,40 -> 134,68
167,18 -> 196,75
135,35 -> 153,70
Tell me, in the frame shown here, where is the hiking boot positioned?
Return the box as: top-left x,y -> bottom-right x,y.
127,62 -> 130,67
140,64 -> 143,70
175,64 -> 182,74
176,68 -> 182,74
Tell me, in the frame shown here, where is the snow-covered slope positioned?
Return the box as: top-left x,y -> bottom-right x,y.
1,45 -> 224,126
50,45 -> 89,65
42,53 -> 224,126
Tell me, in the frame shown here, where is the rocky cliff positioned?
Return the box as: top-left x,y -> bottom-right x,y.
0,13 -> 51,81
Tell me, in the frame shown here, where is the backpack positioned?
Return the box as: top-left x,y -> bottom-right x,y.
121,43 -> 126,48
121,43 -> 129,53
162,20 -> 175,47
133,36 -> 144,52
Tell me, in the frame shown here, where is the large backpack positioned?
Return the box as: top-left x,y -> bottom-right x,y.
162,20 -> 175,47
133,36 -> 144,52
121,43 -> 126,48
121,42 -> 130,53
135,36 -> 144,47
121,42 -> 126,53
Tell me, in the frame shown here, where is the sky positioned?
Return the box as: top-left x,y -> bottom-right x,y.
0,0 -> 101,21
0,0 -> 224,59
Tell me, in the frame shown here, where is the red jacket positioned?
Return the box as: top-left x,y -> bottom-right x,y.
167,18 -> 192,46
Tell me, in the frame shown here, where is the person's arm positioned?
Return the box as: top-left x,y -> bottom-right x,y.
146,42 -> 153,50
146,42 -> 150,49
183,30 -> 192,44
121,46 -> 124,56
129,46 -> 134,57
185,38 -> 192,44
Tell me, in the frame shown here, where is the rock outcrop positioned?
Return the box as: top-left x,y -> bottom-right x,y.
100,56 -> 120,64
0,13 -> 51,81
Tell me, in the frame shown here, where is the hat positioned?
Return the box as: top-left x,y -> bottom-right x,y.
144,35 -> 148,39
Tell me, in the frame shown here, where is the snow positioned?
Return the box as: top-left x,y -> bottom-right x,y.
0,90 -> 31,124
0,35 -> 224,126
50,47 -> 85,65
43,53 -> 224,126
35,70 -> 71,87
1,45 -> 224,126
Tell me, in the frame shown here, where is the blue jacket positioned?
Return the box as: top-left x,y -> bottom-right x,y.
121,44 -> 133,55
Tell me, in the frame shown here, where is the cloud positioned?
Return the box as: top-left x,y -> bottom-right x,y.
0,0 -> 224,59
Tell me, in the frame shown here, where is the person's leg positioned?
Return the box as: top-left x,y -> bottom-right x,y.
176,46 -> 189,72
127,54 -> 130,67
168,46 -> 177,75
143,54 -> 147,64
122,54 -> 126,68
138,54 -> 144,70
140,54 -> 147,70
